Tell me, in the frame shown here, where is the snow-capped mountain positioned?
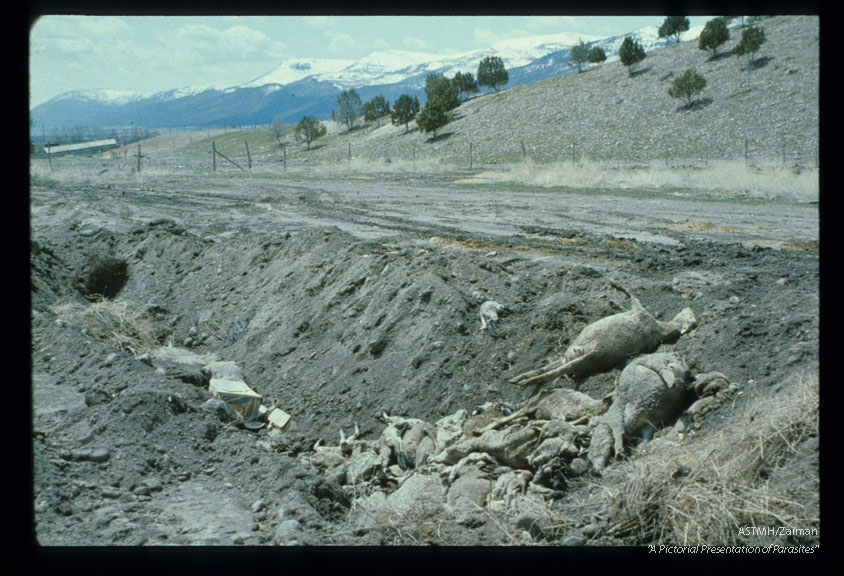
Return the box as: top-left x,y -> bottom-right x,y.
246,31 -> 606,91
30,25 -> 698,131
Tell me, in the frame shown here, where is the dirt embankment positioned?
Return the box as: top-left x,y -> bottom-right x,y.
30,173 -> 819,546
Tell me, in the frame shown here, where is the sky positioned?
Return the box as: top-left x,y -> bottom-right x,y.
29,15 -> 716,108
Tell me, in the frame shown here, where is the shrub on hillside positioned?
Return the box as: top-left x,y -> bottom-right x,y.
658,16 -> 690,43
699,17 -> 730,57
295,115 -> 326,150
391,94 -> 420,133
416,97 -> 452,139
619,37 -> 647,75
334,90 -> 363,131
667,68 -> 707,107
363,95 -> 391,126
452,71 -> 479,101
734,26 -> 767,67
568,40 -> 590,73
477,56 -> 509,91
587,46 -> 607,64
425,74 -> 460,111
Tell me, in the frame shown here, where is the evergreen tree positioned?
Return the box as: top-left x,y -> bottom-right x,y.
587,46 -> 607,64
390,94 -> 420,133
699,17 -> 730,57
477,56 -> 509,91
452,71 -> 479,101
619,37 -> 647,75
667,68 -> 707,107
658,16 -> 690,43
424,74 -> 460,111
733,26 -> 767,66
568,40 -> 591,73
295,115 -> 326,150
335,89 -> 363,131
363,95 -> 391,126
416,97 -> 452,139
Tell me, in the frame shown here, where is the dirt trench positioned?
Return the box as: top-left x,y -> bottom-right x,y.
30,176 -> 819,546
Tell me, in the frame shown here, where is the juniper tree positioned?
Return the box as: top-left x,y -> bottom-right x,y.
734,26 -> 767,67
568,39 -> 590,72
477,56 -> 509,91
658,16 -> 690,43
390,94 -> 420,133
416,97 -> 452,139
295,115 -> 326,150
587,46 -> 607,64
335,89 -> 363,131
699,17 -> 730,57
667,68 -> 707,107
452,71 -> 479,101
363,95 -> 391,126
619,37 -> 647,75
425,74 -> 460,111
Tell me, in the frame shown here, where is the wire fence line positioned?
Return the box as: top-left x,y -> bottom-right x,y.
33,131 -> 819,176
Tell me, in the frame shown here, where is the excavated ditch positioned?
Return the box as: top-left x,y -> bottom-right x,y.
30,178 -> 819,547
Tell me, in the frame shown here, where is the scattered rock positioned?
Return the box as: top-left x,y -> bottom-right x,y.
142,478 -> 163,492
273,519 -> 305,546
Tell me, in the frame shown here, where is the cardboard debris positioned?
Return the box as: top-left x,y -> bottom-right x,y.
259,405 -> 291,430
209,378 -> 262,420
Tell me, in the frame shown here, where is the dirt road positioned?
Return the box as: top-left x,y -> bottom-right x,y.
31,168 -> 818,248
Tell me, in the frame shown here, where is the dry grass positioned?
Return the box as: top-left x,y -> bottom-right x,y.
429,234 -> 586,255
667,220 -> 767,234
467,159 -> 819,203
309,156 -> 450,177
50,297 -> 160,355
596,368 -> 819,546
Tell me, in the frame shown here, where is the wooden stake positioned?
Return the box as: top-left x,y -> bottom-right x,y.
245,140 -> 252,170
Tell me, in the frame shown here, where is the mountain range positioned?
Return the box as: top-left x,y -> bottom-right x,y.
30,24 -> 703,131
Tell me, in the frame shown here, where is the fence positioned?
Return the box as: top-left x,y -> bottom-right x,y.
32,130 -> 820,176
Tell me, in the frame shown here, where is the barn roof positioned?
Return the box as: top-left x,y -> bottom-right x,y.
44,139 -> 118,154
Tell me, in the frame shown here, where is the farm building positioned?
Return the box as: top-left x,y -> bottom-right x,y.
43,138 -> 119,157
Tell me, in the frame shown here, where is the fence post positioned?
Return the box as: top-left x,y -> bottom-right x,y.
212,141 -> 216,171
745,137 -> 749,167
782,143 -> 786,166
245,140 -> 252,170
137,144 -> 142,173
521,141 -> 526,163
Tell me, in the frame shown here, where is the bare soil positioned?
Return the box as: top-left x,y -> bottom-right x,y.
30,159 -> 819,547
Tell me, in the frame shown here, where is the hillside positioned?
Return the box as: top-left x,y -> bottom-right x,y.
297,16 -> 818,167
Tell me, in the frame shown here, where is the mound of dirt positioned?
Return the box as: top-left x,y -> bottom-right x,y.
30,174 -> 819,547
